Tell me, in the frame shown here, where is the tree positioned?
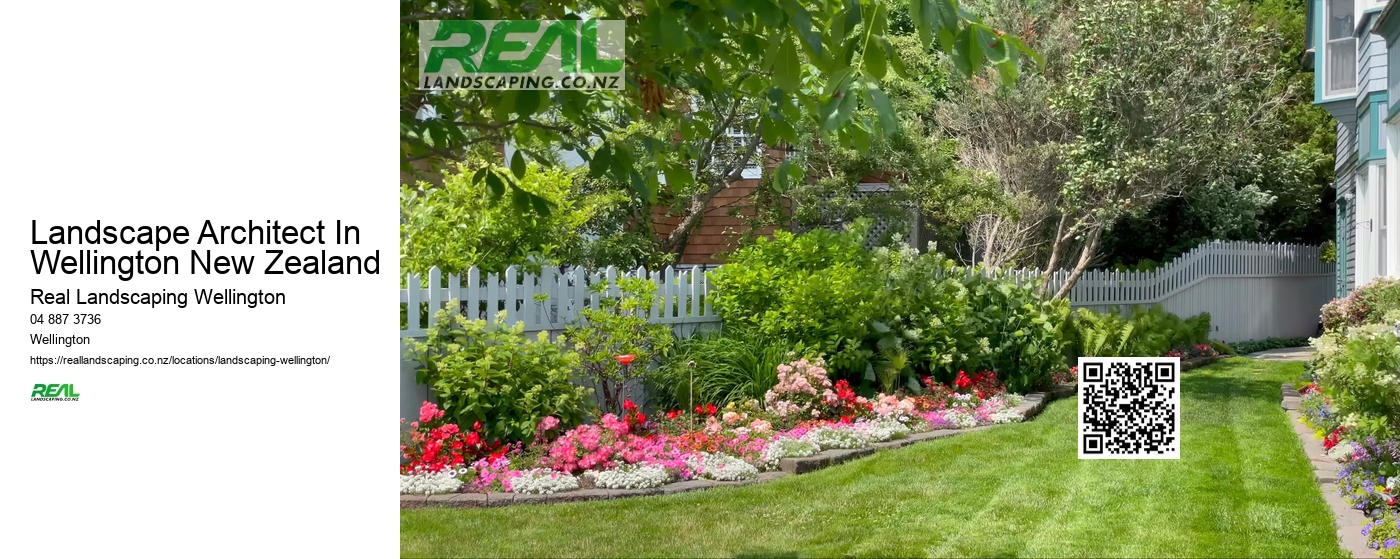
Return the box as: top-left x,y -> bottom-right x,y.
762,34 -> 1008,253
399,0 -> 1033,221
936,0 -> 1298,297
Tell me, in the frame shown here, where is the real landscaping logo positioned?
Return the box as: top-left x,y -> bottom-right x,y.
418,20 -> 625,90
31,383 -> 80,401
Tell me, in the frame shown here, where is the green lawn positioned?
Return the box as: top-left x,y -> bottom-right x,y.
401,358 -> 1346,558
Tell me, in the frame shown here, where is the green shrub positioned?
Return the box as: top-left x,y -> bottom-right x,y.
407,305 -> 591,444
869,242 -> 973,392
566,277 -> 675,416
709,223 -> 882,378
1065,305 -> 1211,360
1311,324 -> 1400,440
647,328 -> 809,411
1229,337 -> 1310,355
958,271 -> 1070,393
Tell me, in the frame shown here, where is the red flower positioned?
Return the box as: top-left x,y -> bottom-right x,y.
706,403 -> 717,415
623,399 -> 638,411
955,371 -> 972,390
615,354 -> 637,366
839,415 -> 853,424
635,412 -> 647,424
666,410 -> 681,420
472,421 -> 482,432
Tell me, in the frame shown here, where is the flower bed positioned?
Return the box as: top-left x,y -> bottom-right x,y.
1298,319 -> 1400,556
403,372 -> 1069,507
401,358 -> 1071,507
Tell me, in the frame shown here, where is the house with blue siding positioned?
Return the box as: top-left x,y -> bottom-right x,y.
1313,0 -> 1395,296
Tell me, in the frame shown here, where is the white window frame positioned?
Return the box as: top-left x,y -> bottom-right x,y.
1324,0 -> 1357,98
1381,164 -> 1389,277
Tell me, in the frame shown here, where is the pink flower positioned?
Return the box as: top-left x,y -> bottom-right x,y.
538,415 -> 560,432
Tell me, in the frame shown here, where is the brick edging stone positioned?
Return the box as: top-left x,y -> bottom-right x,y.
1283,386 -> 1379,558
402,383 -> 1078,509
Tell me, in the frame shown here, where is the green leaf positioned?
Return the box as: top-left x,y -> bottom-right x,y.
773,35 -> 802,93
783,0 -> 825,62
510,185 -> 531,213
484,171 -> 506,201
514,90 -> 542,117
663,161 -> 694,190
589,143 -> 612,178
886,38 -> 908,78
868,88 -> 898,135
953,27 -> 982,77
510,150 -> 527,179
909,0 -> 933,47
863,37 -> 887,81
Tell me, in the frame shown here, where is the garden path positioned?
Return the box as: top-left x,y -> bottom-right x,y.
1247,347 -> 1315,361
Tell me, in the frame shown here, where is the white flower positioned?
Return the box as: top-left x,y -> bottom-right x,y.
760,437 -> 820,469
685,452 -> 759,481
400,470 -> 464,495
509,468 -> 580,494
1326,442 -> 1356,463
587,464 -> 672,489
801,425 -> 876,450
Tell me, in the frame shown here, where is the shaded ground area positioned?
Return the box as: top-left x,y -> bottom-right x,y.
401,358 -> 1343,558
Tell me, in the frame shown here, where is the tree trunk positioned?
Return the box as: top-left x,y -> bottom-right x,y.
1038,214 -> 1070,298
1052,226 -> 1102,300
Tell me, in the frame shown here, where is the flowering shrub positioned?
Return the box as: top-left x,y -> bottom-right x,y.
1165,344 -> 1219,360
587,464 -> 673,489
509,468 -> 579,494
872,393 -> 918,423
830,379 -> 873,421
1363,509 -> 1400,557
685,452 -> 759,481
541,415 -> 690,475
400,469 -> 465,495
764,358 -> 837,420
400,401 -> 498,473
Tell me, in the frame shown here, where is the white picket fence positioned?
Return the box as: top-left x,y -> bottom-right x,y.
1002,240 -> 1332,306
398,240 -> 1333,422
400,264 -> 721,338
399,240 -> 1331,338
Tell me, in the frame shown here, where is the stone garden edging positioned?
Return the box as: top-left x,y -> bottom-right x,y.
401,383 -> 1078,509
1282,383 -> 1380,559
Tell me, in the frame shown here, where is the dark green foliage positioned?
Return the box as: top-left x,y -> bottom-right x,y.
1064,305 -> 1212,360
711,225 -> 1069,393
406,306 -> 591,444
1229,337 -> 1311,355
647,328 -> 809,411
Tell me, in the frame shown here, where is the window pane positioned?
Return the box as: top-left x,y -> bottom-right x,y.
1329,0 -> 1353,41
1329,38 -> 1356,92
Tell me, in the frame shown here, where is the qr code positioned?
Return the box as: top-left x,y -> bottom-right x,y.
1078,357 -> 1181,459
